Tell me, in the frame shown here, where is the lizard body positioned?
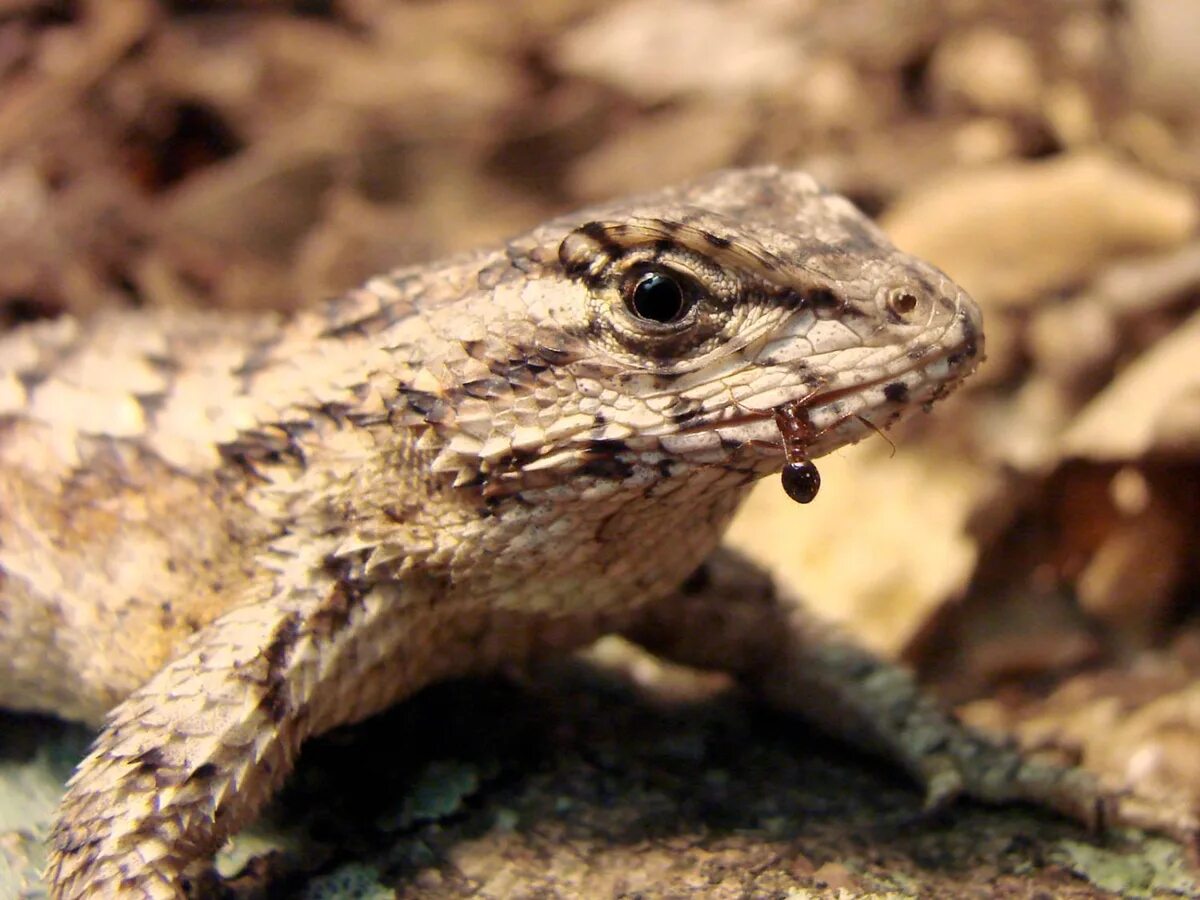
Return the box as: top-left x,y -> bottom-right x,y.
0,168 -> 1104,897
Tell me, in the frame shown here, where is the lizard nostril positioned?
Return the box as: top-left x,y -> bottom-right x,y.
888,289 -> 919,318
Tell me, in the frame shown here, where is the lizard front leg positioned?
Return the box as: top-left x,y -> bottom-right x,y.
623,546 -> 1196,839
44,562 -> 450,900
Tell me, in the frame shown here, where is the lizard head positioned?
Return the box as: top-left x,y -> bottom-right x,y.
394,168 -> 980,520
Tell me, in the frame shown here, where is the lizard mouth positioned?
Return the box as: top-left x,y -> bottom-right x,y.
715,295 -> 982,461
663,331 -> 979,463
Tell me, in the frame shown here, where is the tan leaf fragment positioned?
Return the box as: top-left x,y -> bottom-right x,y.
1061,309 -> 1200,460
553,0 -> 805,102
961,645 -> 1200,820
726,442 -> 994,659
882,153 -> 1198,309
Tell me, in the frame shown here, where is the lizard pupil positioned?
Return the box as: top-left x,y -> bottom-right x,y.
781,460 -> 821,504
628,271 -> 686,323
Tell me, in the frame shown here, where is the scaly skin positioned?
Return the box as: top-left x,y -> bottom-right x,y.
0,168 -> 1122,897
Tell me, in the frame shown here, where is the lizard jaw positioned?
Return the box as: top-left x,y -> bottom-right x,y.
659,304 -> 983,465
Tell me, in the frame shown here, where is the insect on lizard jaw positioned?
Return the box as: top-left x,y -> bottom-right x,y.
635,258 -> 984,504
765,280 -> 985,504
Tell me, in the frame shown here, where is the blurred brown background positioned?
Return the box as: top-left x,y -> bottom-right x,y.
2,0 -> 1199,896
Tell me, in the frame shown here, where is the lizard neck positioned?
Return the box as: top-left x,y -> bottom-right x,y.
420,461 -> 760,620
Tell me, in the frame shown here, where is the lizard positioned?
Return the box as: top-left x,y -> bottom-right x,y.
0,166 -> 1120,897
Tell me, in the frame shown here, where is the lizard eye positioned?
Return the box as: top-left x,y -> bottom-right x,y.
623,267 -> 695,325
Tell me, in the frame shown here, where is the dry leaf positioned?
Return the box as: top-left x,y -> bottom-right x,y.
882,153 -> 1198,309
1062,309 -> 1200,460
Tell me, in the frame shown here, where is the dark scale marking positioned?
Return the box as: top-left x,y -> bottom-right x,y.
578,221 -> 620,254
505,246 -> 536,275
279,419 -> 315,443
668,404 -> 702,425
585,438 -> 629,454
457,468 -> 487,491
393,388 -> 447,423
487,353 -> 550,384
309,577 -> 366,641
380,292 -> 416,326
258,611 -> 302,723
219,426 -> 306,479
945,318 -> 979,368
476,261 -> 514,291
557,243 -> 593,281
132,747 -> 167,778
719,433 -> 743,451
312,401 -> 353,427
579,455 -> 634,480
808,288 -> 842,315
346,410 -> 388,428
579,438 -> 634,480
536,344 -> 579,366
320,313 -> 383,341
463,378 -> 509,400
185,763 -> 218,784
776,288 -> 807,309
883,382 -> 909,403
320,282 -> 417,340
703,231 -> 732,249
490,448 -> 540,478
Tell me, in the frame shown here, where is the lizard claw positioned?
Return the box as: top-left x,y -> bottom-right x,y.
909,726 -> 1200,847
918,756 -> 966,813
